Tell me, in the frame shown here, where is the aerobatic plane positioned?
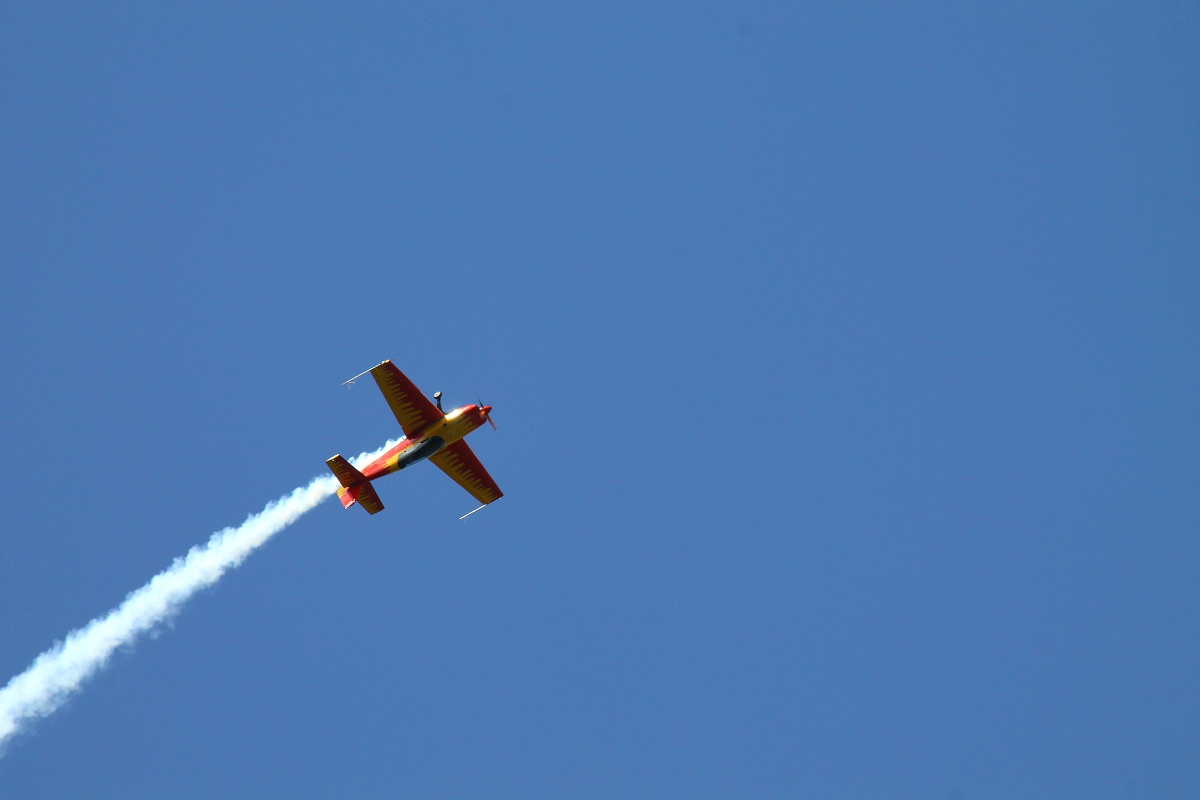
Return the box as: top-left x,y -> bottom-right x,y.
326,360 -> 502,518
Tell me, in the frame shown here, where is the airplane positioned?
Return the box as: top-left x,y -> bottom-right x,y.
325,360 -> 503,518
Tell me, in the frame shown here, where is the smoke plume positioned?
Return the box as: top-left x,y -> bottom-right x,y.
0,440 -> 399,753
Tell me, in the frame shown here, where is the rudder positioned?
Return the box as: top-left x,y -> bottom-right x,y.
336,481 -> 385,515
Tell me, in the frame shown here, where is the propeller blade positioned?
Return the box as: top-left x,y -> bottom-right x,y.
476,390 -> 497,430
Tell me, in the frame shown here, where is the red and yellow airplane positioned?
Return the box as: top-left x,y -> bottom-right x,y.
326,360 -> 502,517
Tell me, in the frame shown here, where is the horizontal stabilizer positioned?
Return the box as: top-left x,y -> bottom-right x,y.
337,481 -> 384,515
326,454 -> 366,488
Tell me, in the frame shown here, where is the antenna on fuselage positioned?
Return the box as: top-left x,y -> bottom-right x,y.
433,391 -> 443,412
459,504 -> 487,520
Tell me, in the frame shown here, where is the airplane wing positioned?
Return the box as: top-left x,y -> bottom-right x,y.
429,440 -> 504,505
369,360 -> 444,438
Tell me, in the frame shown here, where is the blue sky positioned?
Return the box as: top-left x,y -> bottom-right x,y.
0,3 -> 1196,799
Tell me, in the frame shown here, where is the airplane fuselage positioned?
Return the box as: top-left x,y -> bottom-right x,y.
360,404 -> 489,481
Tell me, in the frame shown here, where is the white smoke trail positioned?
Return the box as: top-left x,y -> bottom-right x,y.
0,440 -> 399,753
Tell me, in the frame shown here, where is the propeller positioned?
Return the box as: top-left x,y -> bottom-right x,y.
475,392 -> 497,431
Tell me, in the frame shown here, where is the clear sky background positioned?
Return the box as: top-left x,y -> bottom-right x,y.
0,3 -> 1196,799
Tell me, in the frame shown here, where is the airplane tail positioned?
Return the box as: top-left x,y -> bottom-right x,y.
326,455 -> 385,515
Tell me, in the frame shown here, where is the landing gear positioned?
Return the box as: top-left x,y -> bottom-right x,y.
433,391 -> 443,412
